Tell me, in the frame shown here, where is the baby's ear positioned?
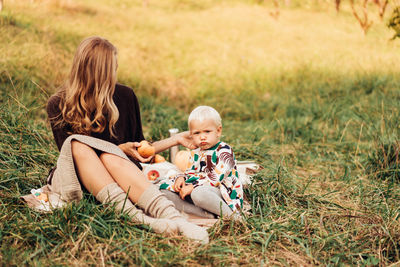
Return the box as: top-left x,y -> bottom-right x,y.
217,125 -> 222,136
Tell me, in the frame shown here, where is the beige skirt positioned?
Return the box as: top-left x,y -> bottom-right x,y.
21,134 -> 129,212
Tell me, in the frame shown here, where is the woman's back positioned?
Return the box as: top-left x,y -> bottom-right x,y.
47,83 -> 145,152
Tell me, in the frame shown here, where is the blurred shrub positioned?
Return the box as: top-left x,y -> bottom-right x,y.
388,6 -> 400,40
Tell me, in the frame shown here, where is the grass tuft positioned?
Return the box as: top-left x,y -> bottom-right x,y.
367,140 -> 400,181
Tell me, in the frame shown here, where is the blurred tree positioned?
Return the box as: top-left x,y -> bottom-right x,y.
335,0 -> 342,12
350,0 -> 373,34
270,0 -> 280,19
372,0 -> 389,19
259,0 -> 391,36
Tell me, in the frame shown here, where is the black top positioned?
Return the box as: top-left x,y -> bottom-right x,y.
47,83 -> 145,167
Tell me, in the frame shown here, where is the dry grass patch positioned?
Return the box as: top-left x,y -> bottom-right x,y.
268,144 -> 298,156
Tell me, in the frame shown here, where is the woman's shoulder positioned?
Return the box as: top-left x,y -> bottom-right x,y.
47,93 -> 61,104
115,83 -> 137,100
46,91 -> 62,116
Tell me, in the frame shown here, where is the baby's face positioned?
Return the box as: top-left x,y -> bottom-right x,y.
189,119 -> 221,150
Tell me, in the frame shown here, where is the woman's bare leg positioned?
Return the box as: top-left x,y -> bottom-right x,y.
71,140 -> 115,196
72,142 -> 208,242
98,152 -> 208,243
71,141 -> 179,234
99,152 -> 151,203
71,140 -> 150,203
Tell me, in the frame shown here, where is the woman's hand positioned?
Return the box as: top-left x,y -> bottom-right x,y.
175,131 -> 196,150
118,142 -> 153,163
152,131 -> 196,153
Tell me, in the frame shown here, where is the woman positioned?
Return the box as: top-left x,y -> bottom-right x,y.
46,36 -> 208,243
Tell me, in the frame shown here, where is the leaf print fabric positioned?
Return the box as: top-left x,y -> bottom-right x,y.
159,141 -> 244,212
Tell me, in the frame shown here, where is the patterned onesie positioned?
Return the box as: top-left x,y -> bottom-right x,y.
159,141 -> 244,211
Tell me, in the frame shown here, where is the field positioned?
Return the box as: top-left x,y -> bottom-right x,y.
1,0 -> 400,265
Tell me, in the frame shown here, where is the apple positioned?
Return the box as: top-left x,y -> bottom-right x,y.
147,170 -> 160,181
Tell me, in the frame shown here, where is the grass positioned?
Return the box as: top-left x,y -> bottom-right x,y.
1,0 -> 400,265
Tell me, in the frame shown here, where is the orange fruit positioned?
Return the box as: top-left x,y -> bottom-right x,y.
138,140 -> 155,158
154,154 -> 166,163
174,150 -> 191,171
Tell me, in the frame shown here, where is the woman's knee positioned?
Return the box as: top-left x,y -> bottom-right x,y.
99,152 -> 131,171
99,153 -> 141,174
71,140 -> 93,160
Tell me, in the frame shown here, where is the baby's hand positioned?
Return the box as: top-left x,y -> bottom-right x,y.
179,183 -> 194,200
173,176 -> 185,192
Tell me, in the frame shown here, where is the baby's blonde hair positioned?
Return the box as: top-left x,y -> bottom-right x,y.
188,106 -> 222,127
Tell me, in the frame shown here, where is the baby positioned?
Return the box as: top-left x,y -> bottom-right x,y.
159,106 -> 243,217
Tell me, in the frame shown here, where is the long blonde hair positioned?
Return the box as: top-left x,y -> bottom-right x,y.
58,36 -> 119,137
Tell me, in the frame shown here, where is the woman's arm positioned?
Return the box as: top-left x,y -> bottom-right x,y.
152,131 -> 196,154
118,131 -> 196,163
118,133 -> 192,164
